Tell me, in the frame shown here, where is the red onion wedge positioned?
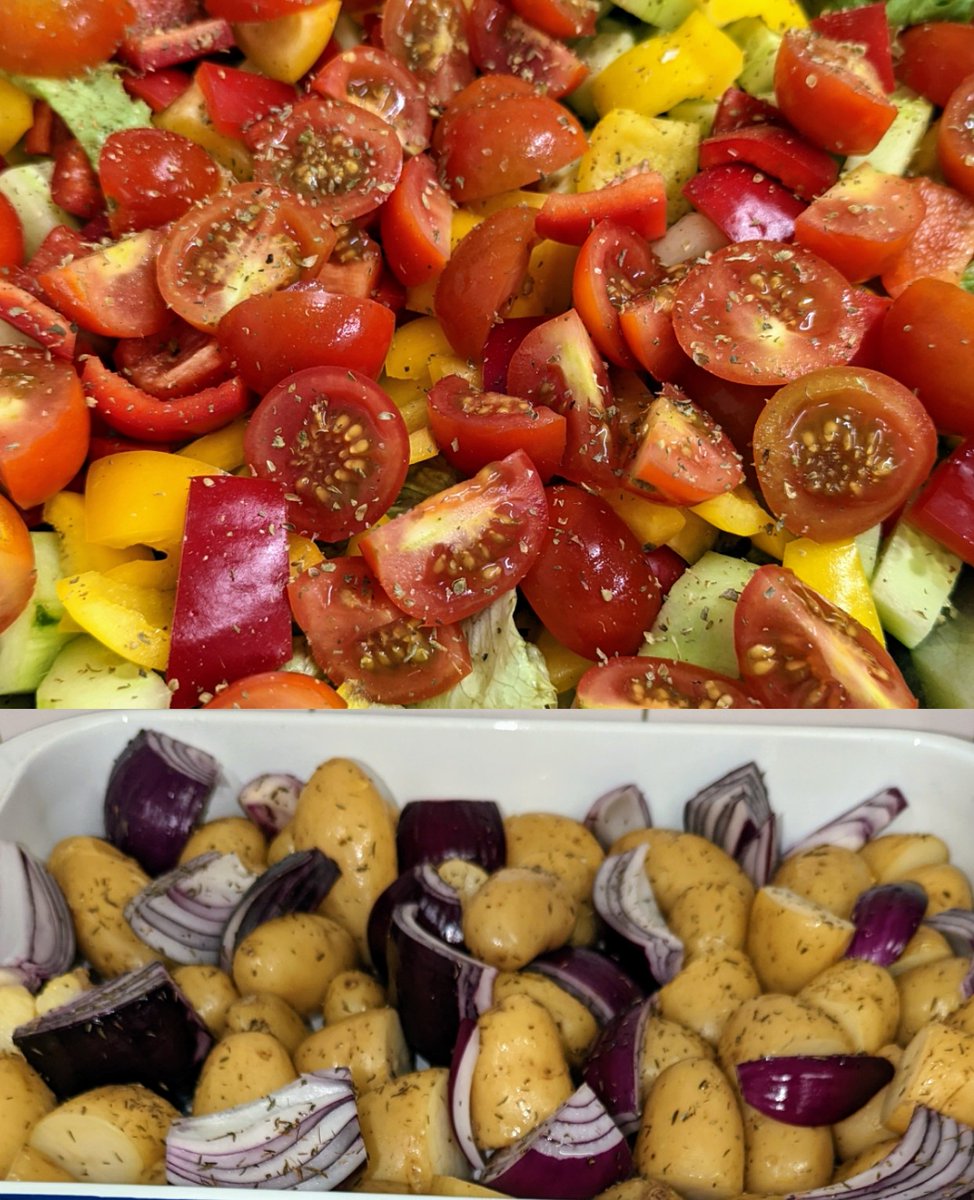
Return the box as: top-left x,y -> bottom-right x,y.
13,961 -> 212,1103
125,852 -> 258,966
396,799 -> 506,873
593,846 -> 683,985
449,1017 -> 486,1172
527,947 -> 645,1024
789,1104 -> 974,1199
104,729 -> 219,875
581,999 -> 651,1134
480,1083 -> 633,1199
166,1068 -> 365,1189
219,849 -> 339,972
785,786 -> 908,858
415,862 -> 465,945
0,841 -> 74,991
238,773 -> 304,837
847,883 -> 928,967
926,908 -> 974,957
583,785 -> 652,851
737,1054 -> 895,1126
683,762 -> 778,886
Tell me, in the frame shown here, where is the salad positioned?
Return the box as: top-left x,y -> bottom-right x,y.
0,0 -> 973,710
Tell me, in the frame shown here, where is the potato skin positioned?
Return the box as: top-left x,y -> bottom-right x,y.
903,864 -> 973,916
171,965 -> 239,1037
859,833 -> 948,882
746,887 -> 853,994
895,956 -> 968,1045
192,1030 -> 296,1116
656,948 -> 761,1044
5,1145 -> 74,1182
799,959 -> 899,1053
505,813 -> 603,944
323,970 -> 387,1023
883,1020 -> 974,1133
667,880 -> 751,954
645,833 -> 754,915
772,846 -> 874,919
179,817 -> 267,872
294,1007 -> 410,1092
492,971 -> 599,1068
0,1054 -> 55,1175
462,868 -> 576,971
223,993 -> 308,1055
231,912 -> 357,1016
742,1105 -> 832,1195
719,994 -> 852,1075
833,1044 -> 902,1161
640,1015 -> 715,1105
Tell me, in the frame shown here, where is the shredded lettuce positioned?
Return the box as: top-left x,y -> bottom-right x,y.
806,0 -> 973,20
7,65 -> 151,164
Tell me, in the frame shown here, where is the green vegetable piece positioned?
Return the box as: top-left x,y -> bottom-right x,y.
725,18 -> 781,97
871,519 -> 962,650
842,88 -> 933,177
0,533 -> 74,696
36,636 -> 173,709
911,571 -> 974,707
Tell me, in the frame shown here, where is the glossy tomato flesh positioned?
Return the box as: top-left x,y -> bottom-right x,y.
204,671 -> 347,709
575,656 -> 758,709
99,128 -> 221,236
0,495 -> 35,637
0,0 -> 133,77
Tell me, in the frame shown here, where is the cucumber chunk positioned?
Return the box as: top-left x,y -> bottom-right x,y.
567,26 -> 640,123
725,18 -> 781,97
911,571 -> 974,708
855,525 -> 882,582
871,519 -> 962,649
0,161 -> 75,258
36,636 -> 172,709
0,533 -> 74,696
843,89 -> 933,178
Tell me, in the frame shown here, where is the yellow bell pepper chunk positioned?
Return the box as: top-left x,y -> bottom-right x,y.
751,522 -> 793,560
106,556 -> 180,591
233,0 -> 341,83
56,572 -> 173,671
592,13 -> 744,119
288,534 -> 324,581
0,80 -> 33,157
469,191 -> 549,217
599,489 -> 687,547
382,375 -> 430,434
667,509 -> 718,563
177,418 -> 248,472
347,516 -> 389,557
783,537 -> 885,644
691,484 -> 772,537
428,354 -> 481,385
42,492 -> 152,576
409,426 -> 439,464
386,317 -> 455,381
536,628 -> 594,694
508,239 -> 579,318
85,452 -> 223,550
696,0 -> 806,31
155,80 -> 252,179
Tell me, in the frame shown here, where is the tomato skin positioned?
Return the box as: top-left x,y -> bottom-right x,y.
939,78 -> 974,204
0,494 -> 35,637
880,179 -> 974,298
360,449 -> 548,625
880,277 -> 974,438
244,366 -> 410,542
381,0 -> 474,110
510,0 -> 596,39
734,564 -> 917,709
482,315 -> 548,392
0,0 -> 133,77
432,73 -> 536,155
51,140 -> 103,221
575,656 -> 758,709
123,67 -> 192,113
217,284 -> 395,394
0,347 -> 90,509
908,441 -> 974,568
810,4 -> 895,94
897,23 -> 974,109
195,62 -> 295,143
0,193 -> 24,269
204,671 -> 347,709
379,154 -> 453,288
619,271 -> 691,384
311,47 -> 432,156
536,173 -> 667,246
114,318 -> 231,399
204,0 -> 313,17
521,485 -> 661,660
682,165 -> 806,244
468,0 -> 587,98
698,126 -> 838,203
426,373 -> 567,481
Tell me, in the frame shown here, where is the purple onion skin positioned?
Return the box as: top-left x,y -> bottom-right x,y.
581,1000 -> 649,1134
847,883 -> 928,967
368,870 -> 422,982
396,800 -> 506,874
528,947 -> 645,1024
737,1055 -> 895,1126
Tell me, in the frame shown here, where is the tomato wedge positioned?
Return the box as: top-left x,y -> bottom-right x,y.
510,0 -> 597,38
114,319 -> 232,399
0,494 -> 35,636
939,77 -> 974,203
734,565 -> 917,709
204,671 -> 347,709
880,179 -> 974,298
575,656 -> 759,709
380,0 -> 475,110
359,449 -> 547,625
0,193 -> 24,269
468,0 -> 587,98
379,154 -> 453,288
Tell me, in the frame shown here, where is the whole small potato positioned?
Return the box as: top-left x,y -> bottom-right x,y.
295,1007 -> 410,1092
719,995 -> 852,1075
773,845 -> 875,919
747,887 -> 853,994
493,971 -> 599,1068
656,948 -> 761,1044
324,970 -> 388,1023
172,965 -> 240,1038
232,912 -> 357,1016
799,958 -> 899,1053
646,833 -> 754,915
859,833 -> 948,882
742,1104 -> 833,1195
896,956 -> 968,1044
668,880 -> 752,954
179,817 -> 267,873
462,868 -> 576,971
640,1015 -> 715,1104
223,993 -> 308,1055
192,1031 -> 296,1116
504,813 -> 604,903
902,864 -> 974,916
0,1053 -> 55,1175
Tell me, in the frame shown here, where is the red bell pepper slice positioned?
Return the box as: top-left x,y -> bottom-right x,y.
167,475 -> 293,708
123,68 -> 193,113
51,140 -> 103,221
908,441 -> 974,566
26,226 -> 90,280
82,356 -> 250,442
535,171 -> 668,244
117,18 -> 235,72
712,88 -> 783,134
811,4 -> 895,94
196,62 -> 297,141
0,274 -> 76,358
682,164 -> 807,243
698,124 -> 839,202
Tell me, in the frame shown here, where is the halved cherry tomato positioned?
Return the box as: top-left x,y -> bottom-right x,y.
99,127 -> 222,236
619,265 -> 691,384
773,29 -> 897,156
379,154 -> 452,287
217,283 -> 395,393
536,173 -> 667,246
698,125 -> 838,202
311,46 -> 432,155
157,183 -> 336,331
908,441 -> 974,568
521,484 -> 661,659
244,365 -> 409,541
359,449 -> 547,625
251,97 -> 403,223
880,179 -> 974,298
810,4 -> 895,93
196,61 -> 296,142
380,0 -> 474,110
573,220 -> 663,369
426,373 -> 567,480
0,193 -> 24,269
793,167 -> 924,284
510,0 -> 596,39
204,0 -> 313,16
0,0 -> 133,77
675,360 -> 771,487
712,88 -> 783,134
752,366 -> 936,541
0,494 -> 35,636
671,240 -> 868,386
734,564 -> 917,708
51,140 -> 102,221
575,656 -> 758,709
482,315 -> 548,392
431,73 -> 536,156
114,318 -> 231,399
897,22 -> 974,108
939,77 -> 974,203
435,206 -> 538,360
204,670 -> 348,708
468,0 -> 587,98
0,347 -> 90,508
315,225 -> 383,298
628,383 -> 744,506
289,557 -> 472,704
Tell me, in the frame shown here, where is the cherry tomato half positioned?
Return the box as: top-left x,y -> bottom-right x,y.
0,192 -> 24,270
734,564 -> 917,709
575,656 -> 759,709
0,494 -> 35,637
381,0 -> 475,110
468,0 -> 587,98
939,77 -> 974,203
0,0 -> 133,77
379,154 -> 453,288
897,22 -> 974,109
114,318 -> 232,400
203,671 -> 347,709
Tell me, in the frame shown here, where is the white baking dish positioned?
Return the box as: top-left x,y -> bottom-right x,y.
1,711 -> 973,1200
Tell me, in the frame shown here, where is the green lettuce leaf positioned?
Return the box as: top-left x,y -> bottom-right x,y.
807,0 -> 973,20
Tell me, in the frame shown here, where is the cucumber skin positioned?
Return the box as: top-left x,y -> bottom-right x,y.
36,636 -> 172,710
0,534 -> 73,696
871,520 -> 962,650
911,572 -> 974,708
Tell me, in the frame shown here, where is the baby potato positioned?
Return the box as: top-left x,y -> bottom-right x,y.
171,965 -> 239,1037
470,994 -> 572,1151
902,864 -> 974,915
34,968 -> 91,1016
324,969 -> 388,1023
30,1084 -> 177,1184
746,887 -> 853,994
656,948 -> 761,1045
462,868 -> 576,971
0,1053 -> 55,1175
895,955 -> 968,1044
888,923 -> 952,976
596,1182 -> 684,1200
859,833 -> 948,882
179,817 -> 267,873
799,959 -> 899,1053
883,1020 -> 974,1133
635,1057 -> 745,1200
667,880 -> 752,954
833,1044 -> 902,1161
719,994 -> 852,1075
267,823 -> 296,866
5,1145 -> 74,1182
437,859 -> 489,901
645,833 -> 754,915
291,757 -> 398,962
358,1068 -> 469,1191
0,985 -> 35,1052
295,1007 -> 410,1092
192,1030 -> 296,1116
505,814 -> 603,946
223,993 -> 308,1055
492,971 -> 599,1068
232,911 -> 357,1016
772,845 -> 875,919
608,828 -> 677,858
640,1015 -> 715,1104
742,1105 -> 833,1194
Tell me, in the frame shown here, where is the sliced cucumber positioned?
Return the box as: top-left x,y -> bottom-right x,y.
871,519 -> 962,649
843,89 -> 933,178
640,551 -> 756,678
0,161 -> 75,258
911,571 -> 974,708
0,533 -> 74,696
855,524 -> 882,582
725,18 -> 781,97
36,636 -> 172,709
612,0 -> 694,29
567,26 -> 640,124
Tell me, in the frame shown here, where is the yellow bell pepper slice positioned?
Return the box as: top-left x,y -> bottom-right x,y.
0,80 -> 33,156
177,418 -> 248,472
56,571 -> 173,671
691,484 -> 772,538
535,628 -> 594,694
783,537 -> 885,644
382,375 -> 431,434
347,515 -> 389,557
233,0 -> 341,83
155,80 -> 252,179
696,0 -> 806,31
85,452 -> 222,550
599,489 -> 687,547
666,509 -> 719,563
42,492 -> 152,576
592,13 -> 744,119
409,426 -> 439,464
289,534 -> 324,581
751,522 -> 793,560
508,240 -> 579,318
469,191 -> 549,217
106,556 -> 181,591
386,317 -> 455,381
428,354 -> 481,386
